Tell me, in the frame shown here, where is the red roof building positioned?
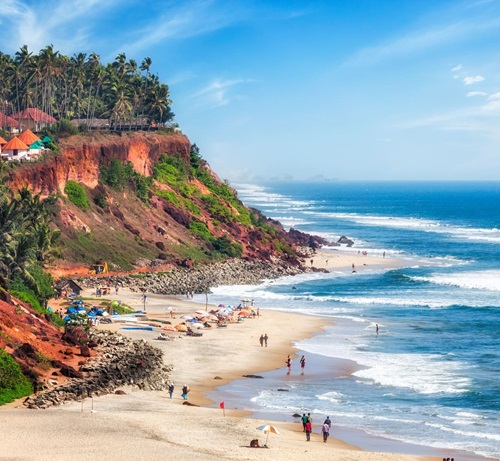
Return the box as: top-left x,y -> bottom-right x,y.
0,112 -> 20,134
11,108 -> 57,132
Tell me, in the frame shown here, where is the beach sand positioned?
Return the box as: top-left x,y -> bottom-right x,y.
0,252 -> 444,461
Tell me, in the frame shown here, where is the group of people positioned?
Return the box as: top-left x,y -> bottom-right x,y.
285,355 -> 306,374
167,382 -> 190,400
301,413 -> 331,442
259,334 -> 269,347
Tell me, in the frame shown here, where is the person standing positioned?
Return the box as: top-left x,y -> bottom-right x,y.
376,323 -> 379,335
305,420 -> 312,441
168,382 -> 174,399
259,334 -> 264,347
286,355 -> 292,374
264,333 -> 268,347
324,416 -> 331,428
322,421 -> 330,442
301,413 -> 308,432
300,355 -> 306,374
181,384 -> 190,400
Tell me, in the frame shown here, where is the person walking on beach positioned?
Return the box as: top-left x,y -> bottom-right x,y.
168,382 -> 174,399
181,384 -> 190,400
301,413 -> 308,432
264,333 -> 268,347
259,334 -> 264,347
286,355 -> 292,374
300,355 -> 306,374
324,416 -> 331,428
322,421 -> 330,442
305,420 -> 312,441
307,413 -> 312,424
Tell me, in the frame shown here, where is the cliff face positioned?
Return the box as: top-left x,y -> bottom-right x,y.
9,132 -> 191,196
5,130 -> 323,273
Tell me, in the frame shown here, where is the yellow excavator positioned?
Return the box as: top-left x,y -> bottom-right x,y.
89,261 -> 109,275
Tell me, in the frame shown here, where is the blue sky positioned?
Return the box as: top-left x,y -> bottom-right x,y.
2,0 -> 500,181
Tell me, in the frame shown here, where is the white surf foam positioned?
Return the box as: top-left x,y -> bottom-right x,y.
411,269 -> 500,292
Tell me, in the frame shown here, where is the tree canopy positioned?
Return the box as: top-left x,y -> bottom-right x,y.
0,45 -> 174,128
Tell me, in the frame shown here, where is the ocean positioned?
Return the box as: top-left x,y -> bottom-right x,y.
204,181 -> 500,460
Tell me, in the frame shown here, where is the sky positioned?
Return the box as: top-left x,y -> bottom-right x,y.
1,0 -> 500,181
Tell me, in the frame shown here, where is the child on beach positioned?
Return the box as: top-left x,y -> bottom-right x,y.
322,422 -> 330,442
168,383 -> 174,399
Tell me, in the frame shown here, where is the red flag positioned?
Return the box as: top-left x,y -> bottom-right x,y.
219,401 -> 225,409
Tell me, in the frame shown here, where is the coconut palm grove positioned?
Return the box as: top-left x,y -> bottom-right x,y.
0,45 -> 174,129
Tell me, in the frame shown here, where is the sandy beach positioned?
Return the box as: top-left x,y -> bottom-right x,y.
0,251 -> 443,461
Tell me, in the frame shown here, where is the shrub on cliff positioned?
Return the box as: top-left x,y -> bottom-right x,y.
99,159 -> 152,203
64,181 -> 89,210
0,349 -> 33,405
189,221 -> 213,242
212,235 -> 243,258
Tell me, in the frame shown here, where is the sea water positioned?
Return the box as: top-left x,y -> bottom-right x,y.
205,181 -> 500,460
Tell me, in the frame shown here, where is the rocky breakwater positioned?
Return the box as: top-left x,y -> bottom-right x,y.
86,257 -> 308,295
24,330 -> 172,410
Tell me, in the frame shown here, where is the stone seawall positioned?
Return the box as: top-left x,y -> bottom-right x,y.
24,330 -> 172,410
82,257 -> 313,295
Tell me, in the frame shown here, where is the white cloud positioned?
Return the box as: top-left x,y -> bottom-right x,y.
0,0 -> 122,53
467,91 -> 487,97
451,64 -> 462,71
488,92 -> 500,100
193,78 -> 253,107
464,75 -> 485,85
344,4 -> 500,67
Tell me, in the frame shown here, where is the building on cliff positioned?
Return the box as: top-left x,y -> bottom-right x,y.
1,136 -> 29,161
11,108 -> 57,133
0,111 -> 21,135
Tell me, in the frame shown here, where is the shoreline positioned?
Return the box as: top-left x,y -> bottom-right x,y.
1,252 -> 491,460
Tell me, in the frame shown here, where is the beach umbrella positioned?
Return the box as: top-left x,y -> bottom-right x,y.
218,303 -> 225,308
191,323 -> 205,329
195,310 -> 208,316
256,424 -> 279,446
180,315 -> 193,320
175,324 -> 188,332
165,306 -> 173,312
207,314 -> 219,322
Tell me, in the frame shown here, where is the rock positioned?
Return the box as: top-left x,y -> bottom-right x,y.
337,236 -> 354,246
277,388 -> 289,392
182,401 -> 199,406
242,374 -> 263,379
214,376 -> 223,380
114,390 -> 126,395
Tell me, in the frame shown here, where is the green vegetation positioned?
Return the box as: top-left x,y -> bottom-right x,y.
0,45 -> 174,129
64,180 -> 89,210
212,235 -> 243,258
0,184 -> 59,310
156,189 -> 181,206
100,159 -> 153,203
153,153 -> 188,186
0,349 -> 33,405
189,221 -> 212,242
